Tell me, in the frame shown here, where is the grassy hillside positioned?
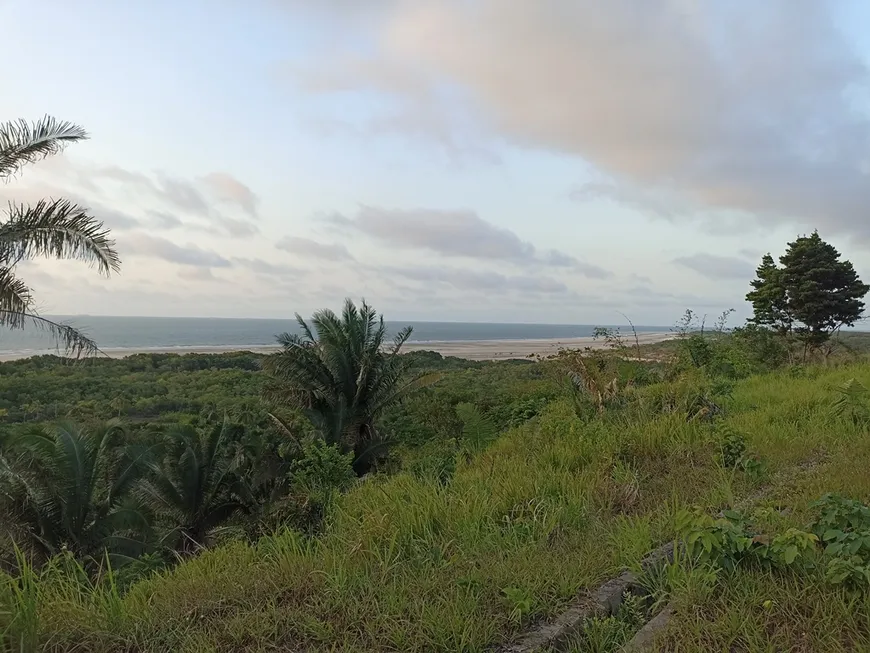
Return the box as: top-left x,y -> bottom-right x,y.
5,355 -> 870,651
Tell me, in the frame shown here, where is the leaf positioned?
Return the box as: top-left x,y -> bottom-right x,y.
782,545 -> 799,565
823,529 -> 844,542
456,403 -> 498,454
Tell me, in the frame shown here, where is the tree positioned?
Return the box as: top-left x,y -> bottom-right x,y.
0,420 -> 149,561
135,420 -> 247,554
0,116 -> 120,356
746,232 -> 869,346
263,298 -> 439,474
746,254 -> 792,335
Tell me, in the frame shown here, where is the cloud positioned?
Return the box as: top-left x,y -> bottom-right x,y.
387,264 -> 568,294
155,174 -> 212,216
177,267 -> 217,282
88,203 -> 142,230
148,211 -> 184,229
216,216 -> 259,237
328,205 -> 610,276
232,257 -> 305,276
202,172 -> 259,218
275,236 -> 354,261
292,0 -> 870,238
672,253 -> 755,280
125,235 -> 232,268
31,159 -> 260,238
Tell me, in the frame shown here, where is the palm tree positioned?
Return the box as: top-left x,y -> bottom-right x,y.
263,298 -> 439,474
0,116 -> 120,356
0,420 -> 150,561
135,420 -> 247,554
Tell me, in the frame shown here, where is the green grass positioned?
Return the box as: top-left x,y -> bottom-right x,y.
648,363 -> 870,652
5,361 -> 870,651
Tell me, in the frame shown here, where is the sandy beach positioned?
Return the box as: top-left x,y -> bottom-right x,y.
0,332 -> 674,363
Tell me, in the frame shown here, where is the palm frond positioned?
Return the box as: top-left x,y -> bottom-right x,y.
456,403 -> 498,454
0,116 -> 87,179
266,412 -> 304,453
110,443 -> 157,504
389,325 -> 413,355
0,310 -> 101,358
265,298 -> 428,475
1,199 -> 120,273
0,267 -> 33,326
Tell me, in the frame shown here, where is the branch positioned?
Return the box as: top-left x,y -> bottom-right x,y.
0,116 -> 87,179
617,311 -> 641,358
0,199 -> 120,274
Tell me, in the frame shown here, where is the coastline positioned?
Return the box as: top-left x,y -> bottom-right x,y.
0,332 -> 675,363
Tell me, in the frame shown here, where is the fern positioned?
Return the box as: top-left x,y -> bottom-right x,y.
832,378 -> 870,424
456,403 -> 498,455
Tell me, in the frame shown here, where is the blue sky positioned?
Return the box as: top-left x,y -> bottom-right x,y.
3,0 -> 870,325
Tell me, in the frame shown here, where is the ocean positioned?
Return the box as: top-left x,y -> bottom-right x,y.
0,316 -> 670,357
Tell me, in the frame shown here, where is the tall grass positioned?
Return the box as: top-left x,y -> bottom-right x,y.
6,362 -> 870,651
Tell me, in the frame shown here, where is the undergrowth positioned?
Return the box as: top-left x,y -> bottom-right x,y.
5,357 -> 870,651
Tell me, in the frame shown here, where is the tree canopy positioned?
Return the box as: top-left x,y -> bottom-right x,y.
747,232 -> 868,345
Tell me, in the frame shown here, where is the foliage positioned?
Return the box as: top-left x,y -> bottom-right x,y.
568,591 -> 648,653
809,494 -> 870,588
747,232 -> 869,346
831,378 -> 870,425
408,444 -> 457,486
455,402 -> 498,455
718,427 -> 747,469
9,341 -> 870,649
629,371 -> 725,422
0,421 -> 148,562
558,348 -> 625,419
290,440 -> 355,497
730,323 -> 791,368
0,116 -> 121,357
676,494 -> 870,594
263,299 -> 439,473
501,585 -> 535,624
135,420 -> 248,554
676,509 -> 757,572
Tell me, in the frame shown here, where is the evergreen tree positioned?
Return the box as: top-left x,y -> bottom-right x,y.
747,253 -> 791,335
746,232 -> 868,345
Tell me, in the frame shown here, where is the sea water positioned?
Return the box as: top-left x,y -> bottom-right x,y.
0,315 -> 669,357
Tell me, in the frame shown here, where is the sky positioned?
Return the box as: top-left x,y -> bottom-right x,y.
3,0 -> 870,325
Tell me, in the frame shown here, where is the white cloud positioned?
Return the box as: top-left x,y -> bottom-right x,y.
292,0 -> 870,238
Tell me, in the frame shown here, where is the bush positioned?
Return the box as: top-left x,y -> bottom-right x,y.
731,324 -> 790,368
291,440 -> 355,497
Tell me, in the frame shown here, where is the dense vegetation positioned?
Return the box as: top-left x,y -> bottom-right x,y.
2,317 -> 870,650
2,229 -> 870,651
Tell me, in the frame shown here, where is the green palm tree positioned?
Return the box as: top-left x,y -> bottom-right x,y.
263,298 -> 439,474
0,420 -> 150,560
135,421 -> 247,554
0,116 -> 120,356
